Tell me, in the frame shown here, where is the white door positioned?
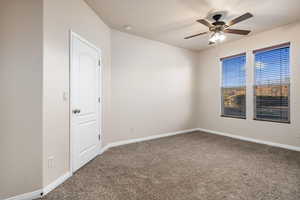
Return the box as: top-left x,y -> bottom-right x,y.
70,33 -> 101,172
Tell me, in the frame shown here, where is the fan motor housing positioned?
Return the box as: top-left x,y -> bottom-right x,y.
212,21 -> 226,26
209,25 -> 225,32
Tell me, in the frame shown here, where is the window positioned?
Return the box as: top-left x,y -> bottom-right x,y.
221,53 -> 246,118
254,43 -> 290,123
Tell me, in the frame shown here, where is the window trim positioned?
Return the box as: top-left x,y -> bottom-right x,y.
220,52 -> 247,119
253,43 -> 291,124
220,52 -> 246,61
221,114 -> 246,120
253,42 -> 290,54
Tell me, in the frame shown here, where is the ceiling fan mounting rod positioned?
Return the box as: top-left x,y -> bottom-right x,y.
213,14 -> 222,22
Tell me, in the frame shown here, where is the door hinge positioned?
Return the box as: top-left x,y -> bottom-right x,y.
98,97 -> 101,103
98,134 -> 101,141
98,59 -> 101,67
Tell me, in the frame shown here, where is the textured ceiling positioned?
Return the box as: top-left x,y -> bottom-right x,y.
85,0 -> 300,51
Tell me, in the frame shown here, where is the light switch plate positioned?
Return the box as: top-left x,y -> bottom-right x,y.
63,92 -> 69,101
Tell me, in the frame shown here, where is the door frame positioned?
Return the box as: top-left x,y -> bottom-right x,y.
69,31 -> 103,174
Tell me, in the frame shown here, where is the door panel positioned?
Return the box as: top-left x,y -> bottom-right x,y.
71,33 -> 101,172
78,53 -> 97,115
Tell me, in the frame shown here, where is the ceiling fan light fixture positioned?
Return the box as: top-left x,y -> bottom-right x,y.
209,32 -> 226,43
218,33 -> 226,41
209,34 -> 217,43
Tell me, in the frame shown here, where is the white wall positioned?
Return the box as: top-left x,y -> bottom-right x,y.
43,0 -> 112,187
196,21 -> 300,147
110,30 -> 198,143
0,1 -> 43,199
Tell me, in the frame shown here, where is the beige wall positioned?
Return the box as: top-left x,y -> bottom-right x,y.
43,0 -> 111,186
2,1 -> 300,198
196,21 -> 300,147
0,1 -> 43,199
110,30 -> 198,143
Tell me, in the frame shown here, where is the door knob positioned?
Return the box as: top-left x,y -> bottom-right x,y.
73,109 -> 81,114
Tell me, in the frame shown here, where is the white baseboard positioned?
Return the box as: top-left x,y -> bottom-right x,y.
101,128 -> 199,152
43,171 -> 72,196
5,172 -> 72,200
4,189 -> 42,200
197,128 -> 300,152
99,145 -> 110,155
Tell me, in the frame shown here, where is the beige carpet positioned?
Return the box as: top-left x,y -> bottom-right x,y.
41,131 -> 300,200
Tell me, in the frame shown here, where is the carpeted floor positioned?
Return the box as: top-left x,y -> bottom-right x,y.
41,131 -> 300,200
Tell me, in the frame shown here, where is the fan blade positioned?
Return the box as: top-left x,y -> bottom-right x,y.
224,29 -> 251,35
227,12 -> 253,27
197,19 -> 212,28
184,31 -> 209,39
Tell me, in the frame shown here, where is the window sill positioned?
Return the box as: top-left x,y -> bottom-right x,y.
253,118 -> 291,124
221,115 -> 246,120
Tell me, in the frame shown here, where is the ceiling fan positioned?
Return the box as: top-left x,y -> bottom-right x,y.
184,12 -> 253,45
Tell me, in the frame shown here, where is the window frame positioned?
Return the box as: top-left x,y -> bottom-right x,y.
253,42 -> 291,124
220,52 -> 247,119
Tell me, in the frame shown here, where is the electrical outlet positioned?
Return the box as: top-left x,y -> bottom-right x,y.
48,156 -> 54,169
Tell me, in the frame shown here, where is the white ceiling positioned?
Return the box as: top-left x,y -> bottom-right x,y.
85,0 -> 300,51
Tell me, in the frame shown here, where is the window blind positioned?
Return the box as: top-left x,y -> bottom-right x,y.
254,44 -> 290,123
221,54 -> 246,118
